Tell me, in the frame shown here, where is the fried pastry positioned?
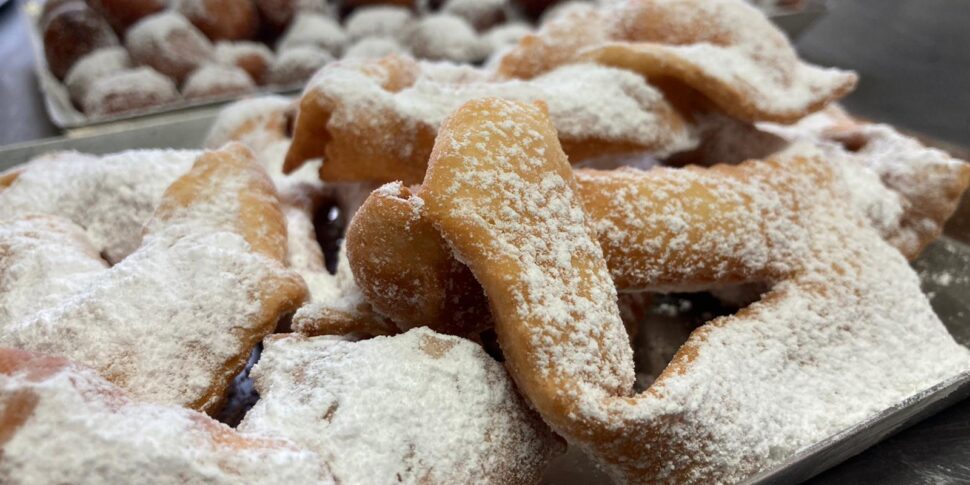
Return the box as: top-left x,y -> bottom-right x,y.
268,46 -> 336,86
762,106 -> 970,259
42,1 -> 119,79
64,46 -> 132,105
182,64 -> 257,100
283,54 -> 695,184
419,98 -> 970,483
205,97 -> 393,338
86,0 -> 167,33
0,149 -> 196,262
343,5 -> 413,41
0,144 -> 307,413
346,182 -> 491,335
81,67 -> 181,117
176,0 -> 260,41
126,12 -> 214,84
237,328 -> 563,484
255,0 -> 331,33
402,14 -> 487,63
345,110 -> 969,332
498,0 -> 857,123
214,41 -> 275,85
277,13 -> 348,56
0,348 -> 334,484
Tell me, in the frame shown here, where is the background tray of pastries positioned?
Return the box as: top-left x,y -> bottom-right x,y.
24,0 -> 823,130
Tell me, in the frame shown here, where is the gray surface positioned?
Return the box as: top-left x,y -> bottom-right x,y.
2,0 -> 970,483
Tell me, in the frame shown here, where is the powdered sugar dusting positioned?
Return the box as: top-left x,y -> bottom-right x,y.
238,328 -> 562,484
0,353 -> 334,483
182,64 -> 256,99
305,59 -> 696,163
424,98 -> 970,483
0,150 -> 301,411
277,13 -> 347,56
0,149 -> 196,263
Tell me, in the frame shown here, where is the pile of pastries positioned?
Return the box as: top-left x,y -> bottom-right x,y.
5,0 -> 970,483
38,0 -> 598,120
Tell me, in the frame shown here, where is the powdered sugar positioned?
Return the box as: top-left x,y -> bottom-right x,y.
238,328 -> 562,484
761,107 -> 970,258
182,64 -> 256,99
0,149 -> 302,411
204,96 -> 293,153
125,12 -> 213,83
64,47 -> 132,104
343,6 -> 413,42
342,37 -> 408,60
402,14 -> 487,63
81,67 -> 181,118
277,13 -> 348,56
0,353 -> 334,484
422,98 -> 970,483
0,149 -> 196,262
268,46 -> 334,86
305,60 -> 696,163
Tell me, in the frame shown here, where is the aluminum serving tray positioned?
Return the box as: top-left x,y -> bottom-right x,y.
1,118 -> 968,484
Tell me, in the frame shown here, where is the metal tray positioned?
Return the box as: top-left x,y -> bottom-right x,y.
0,118 -> 968,485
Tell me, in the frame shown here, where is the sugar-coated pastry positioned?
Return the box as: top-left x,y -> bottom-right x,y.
86,0 -> 167,32
64,46 -> 132,105
419,98 -> 969,483
125,12 -> 215,84
254,0 -> 330,32
277,13 -> 348,55
267,45 -> 334,86
203,97 -> 394,338
481,22 -> 532,53
498,0 -> 857,123
345,110 -> 970,333
42,1 -> 119,79
176,0 -> 261,40
182,64 -> 257,99
343,5 -> 413,41
0,348 -> 336,484
214,41 -> 275,84
0,149 -> 195,262
346,182 -> 491,335
402,14 -> 486,63
284,55 -> 695,184
342,37 -> 408,59
0,144 -> 307,413
238,329 -> 564,484
81,67 -> 181,117
441,0 -> 508,31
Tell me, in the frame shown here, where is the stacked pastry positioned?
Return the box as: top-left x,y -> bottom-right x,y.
5,0 -> 970,483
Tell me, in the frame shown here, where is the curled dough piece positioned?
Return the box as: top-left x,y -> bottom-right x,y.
205,97 -> 394,338
0,348 -> 335,484
420,98 -> 969,483
346,182 -> 491,335
761,106 -> 970,259
346,125 -> 969,333
283,54 -> 695,184
0,144 -> 307,413
498,0 -> 857,123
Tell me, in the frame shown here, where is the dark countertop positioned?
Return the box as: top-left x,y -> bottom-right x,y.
1,0 -> 968,482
